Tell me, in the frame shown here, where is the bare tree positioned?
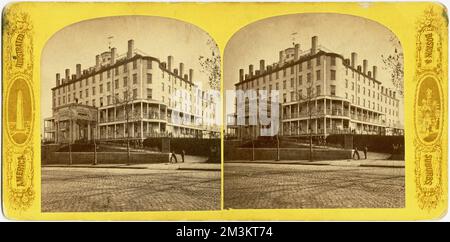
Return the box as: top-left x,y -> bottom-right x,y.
114,82 -> 138,165
199,38 -> 221,91
295,80 -> 318,161
381,36 -> 404,96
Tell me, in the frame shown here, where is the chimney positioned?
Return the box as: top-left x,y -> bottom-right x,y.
294,44 -> 300,60
174,68 -> 178,75
179,63 -> 184,77
95,55 -> 100,67
76,64 -> 81,78
249,65 -> 254,77
65,69 -> 70,81
311,36 -> 318,54
259,60 -> 265,73
167,56 -> 173,72
239,69 -> 244,82
351,52 -> 357,68
368,71 -> 372,78
127,39 -> 134,58
189,69 -> 194,82
71,74 -> 76,81
110,48 -> 116,64
372,66 -> 377,79
363,59 -> 368,74
279,51 -> 285,64
357,65 -> 362,72
56,73 -> 61,86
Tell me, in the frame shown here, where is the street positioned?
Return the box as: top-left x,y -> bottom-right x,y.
224,162 -> 404,209
42,166 -> 220,212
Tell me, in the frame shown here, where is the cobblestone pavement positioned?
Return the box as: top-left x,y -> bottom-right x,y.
224,163 -> 404,209
42,167 -> 220,212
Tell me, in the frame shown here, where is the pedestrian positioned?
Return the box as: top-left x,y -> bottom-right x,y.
353,147 -> 360,160
364,145 -> 368,159
181,150 -> 185,163
170,151 -> 178,163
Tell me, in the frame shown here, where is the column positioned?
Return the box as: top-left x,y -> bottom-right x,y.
140,121 -> 144,139
87,122 -> 91,141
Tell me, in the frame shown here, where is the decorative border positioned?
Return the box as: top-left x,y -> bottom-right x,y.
3,9 -> 35,211
414,7 -> 446,210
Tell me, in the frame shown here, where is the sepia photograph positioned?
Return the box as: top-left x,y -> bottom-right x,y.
40,16 -> 221,212
224,13 -> 405,209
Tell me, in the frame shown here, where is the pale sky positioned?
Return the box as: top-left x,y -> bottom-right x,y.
41,15 -> 217,128
224,13 -> 404,119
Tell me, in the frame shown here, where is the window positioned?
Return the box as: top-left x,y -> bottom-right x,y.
79,81 -> 82,88
283,69 -> 286,77
123,76 -> 128,87
276,83 -> 279,90
290,66 -> 294,74
298,63 -> 302,71
107,70 -> 111,78
99,84 -> 103,94
330,85 -> 336,96
345,93 -> 348,99
276,71 -> 279,79
283,80 -> 286,89
290,78 -> 294,88
162,83 -> 165,91
123,63 -> 128,73
80,91 -> 82,99
345,79 -> 348,88
147,60 -> 152,69
147,88 -> 152,99
92,86 -> 96,95
68,94 -> 71,102
68,84 -> 71,92
330,56 -> 336,66
307,60 -> 311,69
330,70 -> 336,80
86,89 -> 89,97
92,99 -> 95,107
100,97 -> 103,107
107,82 -> 111,91
86,78 -> 89,86
115,79 -> 119,89
316,57 -> 321,66
299,75 -> 303,85
283,93 -> 287,103
99,73 -> 103,81
290,91 -> 294,101
92,76 -> 95,84
133,60 -> 137,69
107,95 -> 111,105
307,73 -> 311,82
316,70 -> 321,81
316,85 -> 321,95
63,96 -> 66,104
115,67 -> 119,75
133,74 -> 137,84
133,89 -> 138,99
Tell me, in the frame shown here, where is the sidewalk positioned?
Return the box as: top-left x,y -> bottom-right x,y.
43,162 -> 221,171
226,158 -> 404,168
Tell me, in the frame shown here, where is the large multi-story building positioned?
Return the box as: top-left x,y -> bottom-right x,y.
43,39 -> 219,144
227,36 -> 403,139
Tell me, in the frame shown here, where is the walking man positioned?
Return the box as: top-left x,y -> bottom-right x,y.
364,145 -> 368,159
353,147 -> 360,160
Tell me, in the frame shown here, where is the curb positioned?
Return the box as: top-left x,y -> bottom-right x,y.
42,165 -> 148,169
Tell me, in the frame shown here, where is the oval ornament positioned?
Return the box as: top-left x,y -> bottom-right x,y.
414,75 -> 443,145
6,76 -> 34,146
